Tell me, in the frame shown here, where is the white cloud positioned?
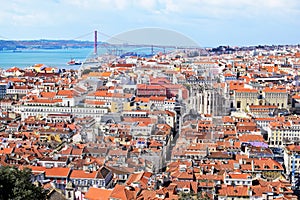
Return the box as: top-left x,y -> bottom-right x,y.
161,0 -> 180,13
136,0 -> 158,11
3,0 -> 299,24
0,0 -> 300,44
144,0 -> 300,19
63,0 -> 131,10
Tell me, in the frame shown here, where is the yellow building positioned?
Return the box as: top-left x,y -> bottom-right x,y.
267,119 -> 300,147
263,87 -> 288,108
234,88 -> 258,111
233,87 -> 288,111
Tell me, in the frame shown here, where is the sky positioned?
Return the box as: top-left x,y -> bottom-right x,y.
1,0 -> 300,47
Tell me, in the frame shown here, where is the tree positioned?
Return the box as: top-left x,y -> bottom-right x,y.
179,192 -> 192,200
0,166 -> 46,200
197,191 -> 211,200
81,69 -> 93,75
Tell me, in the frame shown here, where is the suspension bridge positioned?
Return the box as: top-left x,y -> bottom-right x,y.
0,28 -> 204,56
72,29 -> 203,58
1,28 -> 207,71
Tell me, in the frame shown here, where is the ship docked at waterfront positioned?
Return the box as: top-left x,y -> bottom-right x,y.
67,58 -> 82,65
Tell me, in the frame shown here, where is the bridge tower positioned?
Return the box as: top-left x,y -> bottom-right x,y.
94,30 -> 97,55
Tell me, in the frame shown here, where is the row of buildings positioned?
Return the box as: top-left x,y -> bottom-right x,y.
1,45 -> 300,199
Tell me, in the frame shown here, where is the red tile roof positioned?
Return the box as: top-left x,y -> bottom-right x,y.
109,184 -> 138,200
85,187 -> 112,200
218,185 -> 250,197
70,169 -> 97,179
45,167 -> 71,178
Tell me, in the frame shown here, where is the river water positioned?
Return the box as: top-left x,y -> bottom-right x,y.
0,48 -> 94,69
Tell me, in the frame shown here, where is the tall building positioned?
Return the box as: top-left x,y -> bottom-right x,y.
267,118 -> 300,146
189,82 -> 229,116
232,87 -> 288,111
0,82 -> 8,99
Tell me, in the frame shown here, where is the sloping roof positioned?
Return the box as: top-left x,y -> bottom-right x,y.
97,166 -> 111,179
126,171 -> 152,189
85,187 -> 112,200
239,134 -> 265,143
45,167 -> 71,178
69,169 -> 97,179
109,184 -> 138,200
218,185 -> 250,197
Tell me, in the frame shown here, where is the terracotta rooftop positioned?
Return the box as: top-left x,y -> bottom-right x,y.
45,167 -> 71,178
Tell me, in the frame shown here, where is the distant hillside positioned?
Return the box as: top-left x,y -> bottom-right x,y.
0,39 -> 99,51
1,39 -> 299,53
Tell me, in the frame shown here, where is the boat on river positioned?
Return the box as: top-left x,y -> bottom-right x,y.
67,59 -> 82,65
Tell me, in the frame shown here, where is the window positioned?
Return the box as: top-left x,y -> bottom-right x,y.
237,101 -> 241,109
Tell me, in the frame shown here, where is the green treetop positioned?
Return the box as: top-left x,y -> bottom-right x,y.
0,166 -> 46,200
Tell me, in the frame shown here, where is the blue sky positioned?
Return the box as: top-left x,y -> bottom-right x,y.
1,0 -> 300,47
